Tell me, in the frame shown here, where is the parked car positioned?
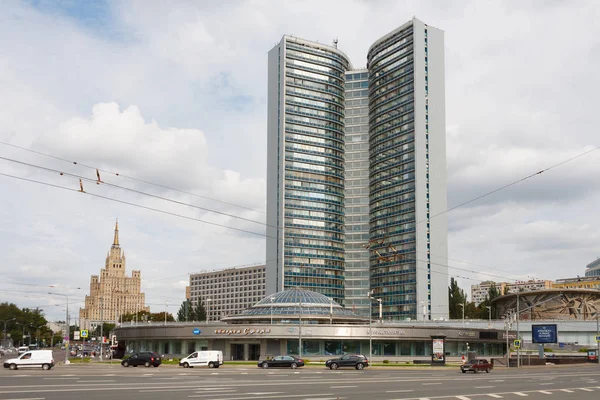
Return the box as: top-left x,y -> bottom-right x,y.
325,354 -> 369,370
179,350 -> 223,368
121,352 -> 162,368
3,350 -> 54,370
257,355 -> 305,369
460,358 -> 493,373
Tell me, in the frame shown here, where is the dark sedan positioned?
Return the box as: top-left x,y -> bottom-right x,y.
257,355 -> 305,369
325,354 -> 369,370
121,352 -> 162,368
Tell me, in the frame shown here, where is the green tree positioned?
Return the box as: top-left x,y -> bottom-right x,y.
177,300 -> 192,322
193,298 -> 207,322
448,278 -> 467,319
503,286 -> 510,295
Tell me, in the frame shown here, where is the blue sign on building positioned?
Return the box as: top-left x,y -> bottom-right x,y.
532,324 -> 558,344
192,328 -> 201,335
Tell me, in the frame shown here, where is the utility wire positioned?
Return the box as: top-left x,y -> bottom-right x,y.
420,145 -> 600,224
0,172 -> 274,240
0,155 -> 277,230
0,140 -> 265,214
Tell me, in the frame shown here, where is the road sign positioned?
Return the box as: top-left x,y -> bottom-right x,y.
596,335 -> 600,342
81,329 -> 89,338
514,339 -> 521,348
74,331 -> 80,340
192,328 -> 201,335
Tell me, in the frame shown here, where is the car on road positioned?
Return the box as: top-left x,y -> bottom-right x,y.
257,355 -> 305,369
3,350 -> 54,370
325,354 -> 369,370
121,352 -> 162,368
460,358 -> 493,373
179,350 -> 223,368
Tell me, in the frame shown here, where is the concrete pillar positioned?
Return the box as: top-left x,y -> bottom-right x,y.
181,341 -> 188,355
243,343 -> 249,361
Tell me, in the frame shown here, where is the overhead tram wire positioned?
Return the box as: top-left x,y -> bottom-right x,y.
0,172 -> 277,240
0,140 -> 265,214
0,155 -> 280,231
417,145 -> 600,225
0,172 -> 536,286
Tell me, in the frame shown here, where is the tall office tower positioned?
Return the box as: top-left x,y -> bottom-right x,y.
343,69 -> 371,316
267,18 -> 448,320
367,19 -> 448,321
266,36 -> 351,303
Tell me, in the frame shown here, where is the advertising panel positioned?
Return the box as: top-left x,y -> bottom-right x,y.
532,324 -> 558,344
432,339 -> 444,362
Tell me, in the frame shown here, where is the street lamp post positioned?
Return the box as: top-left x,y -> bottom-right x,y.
298,300 -> 303,358
164,300 -> 169,326
48,292 -> 70,365
485,306 -> 492,329
15,323 -> 25,346
516,293 -> 520,368
1,318 -> 16,346
205,299 -> 212,322
459,303 -> 465,328
30,324 -> 44,348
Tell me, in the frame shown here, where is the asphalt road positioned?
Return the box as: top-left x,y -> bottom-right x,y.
0,363 -> 599,400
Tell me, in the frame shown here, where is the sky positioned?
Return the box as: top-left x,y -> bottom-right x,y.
1,0 -> 599,322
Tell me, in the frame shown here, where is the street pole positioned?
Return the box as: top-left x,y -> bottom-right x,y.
100,297 -> 103,361
1,318 -> 15,347
486,306 -> 491,329
48,292 -> 70,365
460,303 -> 465,328
298,301 -> 302,358
516,293 -> 520,368
369,291 -> 373,360
164,300 -> 169,325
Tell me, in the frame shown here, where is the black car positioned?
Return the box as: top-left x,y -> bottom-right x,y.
257,355 -> 305,369
121,352 -> 162,368
325,354 -> 369,370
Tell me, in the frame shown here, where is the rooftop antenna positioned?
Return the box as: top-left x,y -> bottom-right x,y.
333,38 -> 338,48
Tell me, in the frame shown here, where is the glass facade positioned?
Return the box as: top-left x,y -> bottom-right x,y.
343,70 -> 371,316
281,38 -> 351,302
367,24 -> 418,319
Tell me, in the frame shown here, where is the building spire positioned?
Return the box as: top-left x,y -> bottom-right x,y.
113,219 -> 119,246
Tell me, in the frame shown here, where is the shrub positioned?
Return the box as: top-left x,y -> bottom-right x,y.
303,358 -> 310,363
578,348 -> 589,353
543,348 -> 553,352
382,359 -> 390,364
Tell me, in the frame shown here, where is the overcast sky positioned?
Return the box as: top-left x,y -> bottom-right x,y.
1,0 -> 599,322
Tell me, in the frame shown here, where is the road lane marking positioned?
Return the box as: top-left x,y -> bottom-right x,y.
514,393 -> 528,397
456,396 -> 471,400
386,390 -> 414,393
422,383 -> 442,385
539,383 -> 554,385
475,386 -> 495,389
560,389 -> 574,393
330,386 -> 358,388
76,380 -> 115,383
245,393 -> 285,395
538,391 -> 552,395
490,380 -> 505,382
43,378 -> 78,380
487,395 -> 502,398
188,394 -> 335,399
580,388 -> 593,391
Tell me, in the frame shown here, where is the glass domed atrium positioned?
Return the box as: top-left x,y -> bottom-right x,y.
221,289 -> 368,324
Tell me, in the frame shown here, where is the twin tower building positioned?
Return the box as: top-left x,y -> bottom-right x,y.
266,18 -> 449,321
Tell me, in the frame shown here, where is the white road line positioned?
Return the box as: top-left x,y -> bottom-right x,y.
386,390 -> 414,393
246,393 -> 285,395
476,386 -> 495,389
538,391 -> 552,395
76,380 -> 115,383
560,389 -> 574,393
487,395 -> 503,398
0,398 -> 45,400
514,393 -> 528,397
330,386 -> 358,389
539,383 -> 555,385
580,388 -> 593,392
490,380 -> 505,382
456,396 -> 471,400
188,394 -> 334,399
422,383 -> 442,385
43,377 -> 78,380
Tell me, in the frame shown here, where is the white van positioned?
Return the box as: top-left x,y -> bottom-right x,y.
179,350 -> 223,368
3,350 -> 55,370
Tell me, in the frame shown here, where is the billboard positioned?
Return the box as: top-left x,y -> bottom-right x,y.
532,324 -> 558,344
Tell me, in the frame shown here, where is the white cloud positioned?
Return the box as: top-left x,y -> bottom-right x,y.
1,0 -> 600,321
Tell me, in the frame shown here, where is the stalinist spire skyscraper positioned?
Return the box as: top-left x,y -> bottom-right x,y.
79,220 -> 150,330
